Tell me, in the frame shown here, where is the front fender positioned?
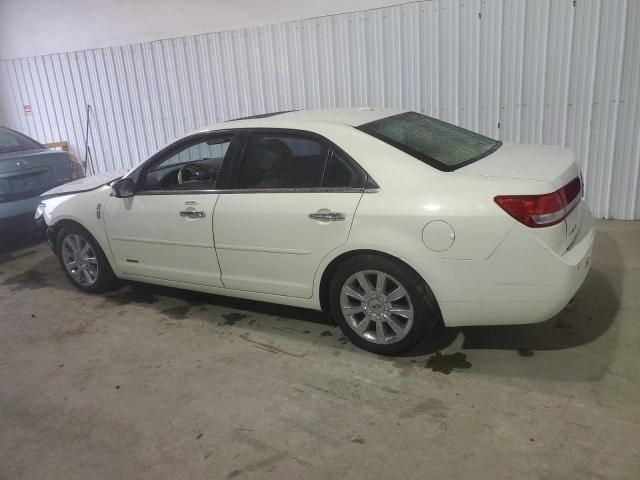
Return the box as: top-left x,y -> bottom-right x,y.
42,186 -> 121,276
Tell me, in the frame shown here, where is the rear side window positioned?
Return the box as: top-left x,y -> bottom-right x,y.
358,111 -> 501,171
322,150 -> 366,189
236,133 -> 327,189
0,128 -> 42,154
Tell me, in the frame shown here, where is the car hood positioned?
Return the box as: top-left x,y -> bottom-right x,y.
40,168 -> 129,197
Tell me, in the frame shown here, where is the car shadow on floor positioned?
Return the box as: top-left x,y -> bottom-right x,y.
2,228 -> 622,380
107,281 -> 335,328
405,266 -> 619,356
469,230 -> 620,350
116,256 -> 619,368
401,230 -> 623,382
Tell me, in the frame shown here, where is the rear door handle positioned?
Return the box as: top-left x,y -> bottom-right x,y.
179,210 -> 206,219
309,210 -> 346,222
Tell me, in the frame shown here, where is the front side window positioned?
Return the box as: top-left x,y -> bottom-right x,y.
358,111 -> 501,171
141,136 -> 231,191
236,133 -> 327,189
0,128 -> 42,154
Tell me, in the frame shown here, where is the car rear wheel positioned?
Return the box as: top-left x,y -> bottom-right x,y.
56,224 -> 119,293
329,254 -> 440,355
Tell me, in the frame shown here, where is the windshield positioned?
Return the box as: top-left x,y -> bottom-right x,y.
0,128 -> 43,154
358,111 -> 502,171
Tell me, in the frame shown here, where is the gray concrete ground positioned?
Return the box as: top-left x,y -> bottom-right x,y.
0,220 -> 638,479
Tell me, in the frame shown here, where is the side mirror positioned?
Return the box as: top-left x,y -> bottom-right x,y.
111,177 -> 136,198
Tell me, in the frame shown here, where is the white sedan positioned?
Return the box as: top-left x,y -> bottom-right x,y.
37,108 -> 595,355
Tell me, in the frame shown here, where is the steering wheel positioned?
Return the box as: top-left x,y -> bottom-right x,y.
177,163 -> 211,185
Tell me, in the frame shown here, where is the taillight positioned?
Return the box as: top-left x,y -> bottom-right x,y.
494,177 -> 582,228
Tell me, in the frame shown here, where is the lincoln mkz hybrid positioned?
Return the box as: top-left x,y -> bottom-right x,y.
35,108 -> 594,354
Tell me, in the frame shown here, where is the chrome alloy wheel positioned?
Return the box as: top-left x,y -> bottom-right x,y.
61,234 -> 99,286
339,270 -> 414,344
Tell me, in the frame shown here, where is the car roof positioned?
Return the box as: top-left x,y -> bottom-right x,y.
152,108 -> 407,155
222,107 -> 406,128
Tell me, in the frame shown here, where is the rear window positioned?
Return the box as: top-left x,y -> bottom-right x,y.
0,128 -> 42,154
358,111 -> 501,171
236,133 -> 326,189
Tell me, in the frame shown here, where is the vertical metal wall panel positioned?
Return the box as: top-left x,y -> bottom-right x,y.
477,0 -> 503,139
588,0 -> 627,218
542,0 -> 573,146
612,0 -> 640,219
499,0 -> 526,143
0,0 -> 638,218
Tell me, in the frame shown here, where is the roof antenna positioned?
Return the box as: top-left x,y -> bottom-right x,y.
83,104 -> 95,175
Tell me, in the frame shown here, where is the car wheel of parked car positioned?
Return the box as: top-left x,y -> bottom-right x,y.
329,254 -> 441,355
56,224 -> 118,293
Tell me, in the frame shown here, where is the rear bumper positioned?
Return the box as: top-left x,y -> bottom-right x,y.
414,201 -> 595,327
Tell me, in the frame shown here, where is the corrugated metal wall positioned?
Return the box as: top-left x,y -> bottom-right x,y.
0,0 -> 638,219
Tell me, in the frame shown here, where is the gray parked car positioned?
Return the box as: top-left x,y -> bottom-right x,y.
0,127 -> 84,233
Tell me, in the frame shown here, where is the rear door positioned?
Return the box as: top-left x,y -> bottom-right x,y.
105,132 -> 234,286
213,130 -> 367,298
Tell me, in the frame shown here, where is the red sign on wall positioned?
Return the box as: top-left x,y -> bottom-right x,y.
23,105 -> 32,115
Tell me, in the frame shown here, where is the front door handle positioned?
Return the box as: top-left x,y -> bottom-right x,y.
179,210 -> 206,219
309,210 -> 346,222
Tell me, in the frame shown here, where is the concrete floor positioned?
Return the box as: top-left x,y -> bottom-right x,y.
0,220 -> 638,479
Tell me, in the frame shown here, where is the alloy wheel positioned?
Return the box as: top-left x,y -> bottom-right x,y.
61,234 -> 99,286
339,270 -> 414,344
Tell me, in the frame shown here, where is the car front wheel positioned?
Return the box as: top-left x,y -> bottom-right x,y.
56,224 -> 118,293
329,254 -> 441,355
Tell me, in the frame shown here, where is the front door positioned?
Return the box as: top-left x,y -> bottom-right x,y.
105,134 -> 233,287
213,131 -> 368,298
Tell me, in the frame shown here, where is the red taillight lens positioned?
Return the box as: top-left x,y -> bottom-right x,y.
559,176 -> 581,211
494,177 -> 582,228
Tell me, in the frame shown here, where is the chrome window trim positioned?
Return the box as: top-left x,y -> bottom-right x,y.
128,127 -> 381,194
135,186 -> 379,196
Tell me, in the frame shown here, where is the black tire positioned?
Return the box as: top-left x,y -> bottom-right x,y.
329,254 -> 441,355
56,223 -> 119,293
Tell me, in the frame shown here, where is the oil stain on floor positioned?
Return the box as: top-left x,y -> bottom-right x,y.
1,269 -> 50,291
160,305 -> 191,320
222,312 -> 250,326
425,352 -> 472,374
102,287 -> 159,306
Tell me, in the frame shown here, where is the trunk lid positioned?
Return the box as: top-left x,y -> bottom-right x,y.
0,149 -> 73,204
458,143 -> 579,188
458,143 -> 583,253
